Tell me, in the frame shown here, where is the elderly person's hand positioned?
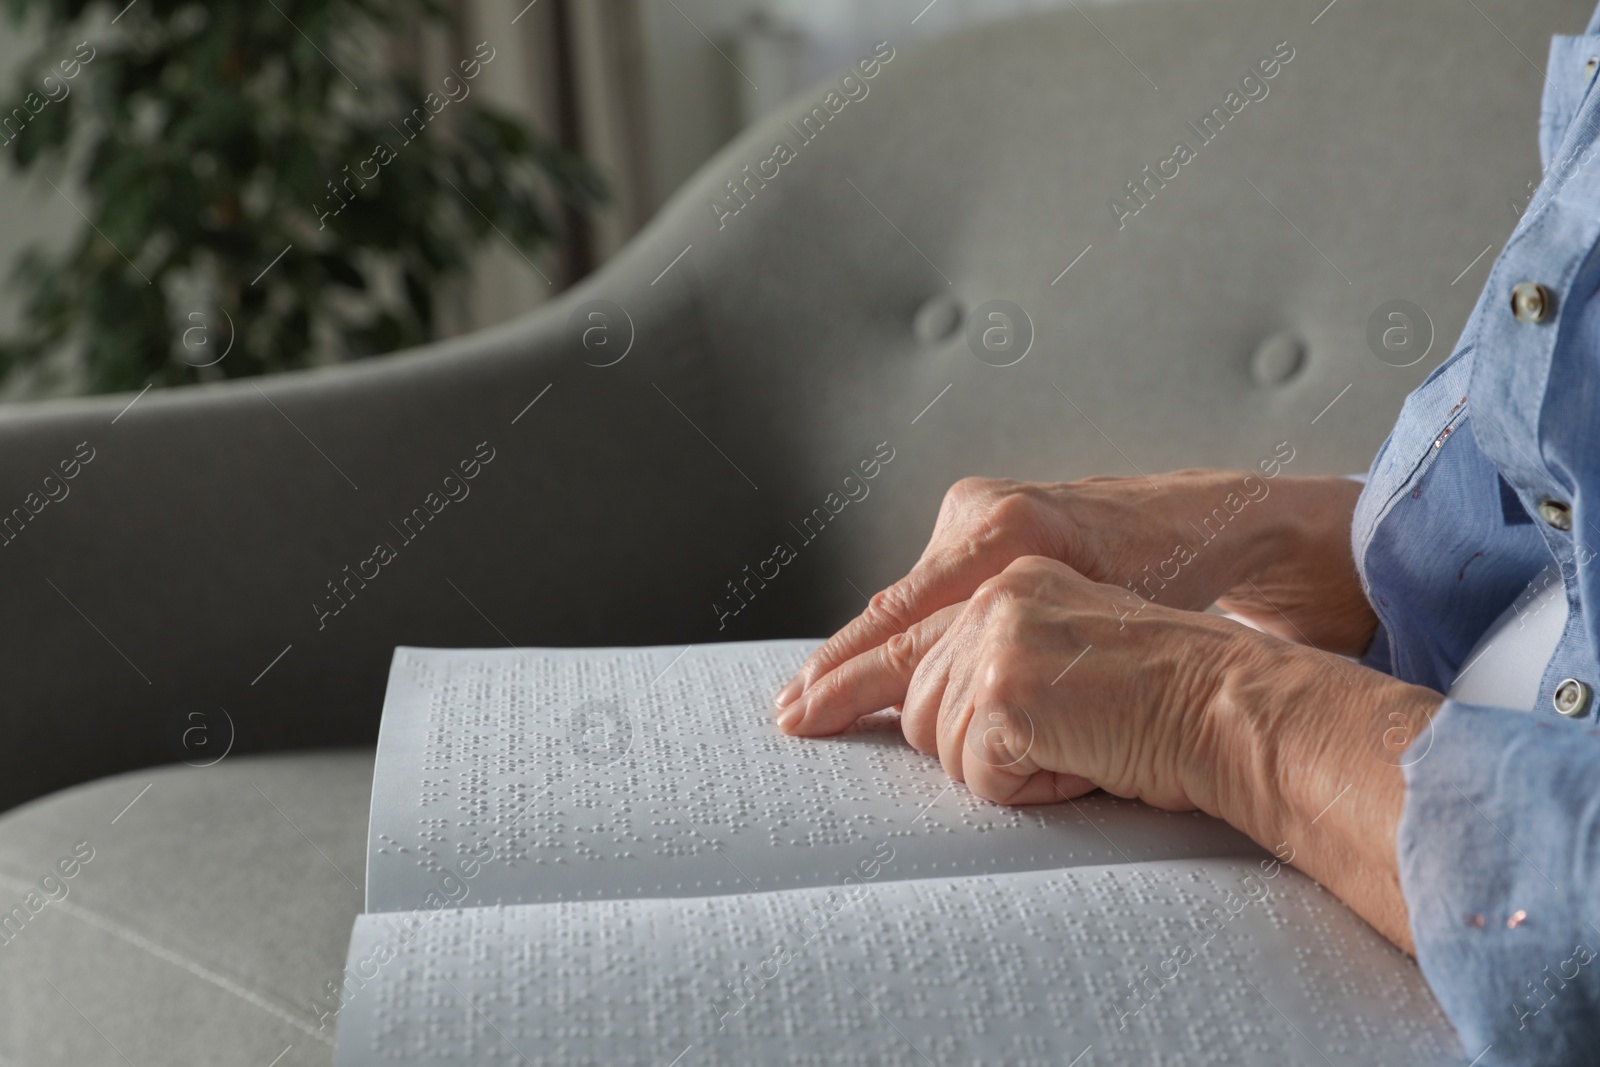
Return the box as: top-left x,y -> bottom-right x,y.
776,556 -> 1236,807
771,468 -> 1377,715
779,552 -> 1442,954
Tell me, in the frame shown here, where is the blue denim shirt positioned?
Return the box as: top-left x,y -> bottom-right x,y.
1356,8 -> 1600,1062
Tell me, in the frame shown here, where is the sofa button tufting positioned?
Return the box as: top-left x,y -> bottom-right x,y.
913,295 -> 964,343
1250,332 -> 1307,386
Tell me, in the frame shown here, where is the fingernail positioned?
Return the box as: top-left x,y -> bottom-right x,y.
776,701 -> 806,733
774,676 -> 804,709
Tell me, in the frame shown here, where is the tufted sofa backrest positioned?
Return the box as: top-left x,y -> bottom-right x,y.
0,0 -> 1583,808
591,0 -> 1580,624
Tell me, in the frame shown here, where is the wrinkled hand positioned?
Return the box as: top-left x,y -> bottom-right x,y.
772,554 -> 1442,958
777,555 -> 1256,810
773,470 -> 1373,715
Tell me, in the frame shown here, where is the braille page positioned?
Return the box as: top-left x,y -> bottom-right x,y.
365,641 -> 1264,913
332,859 -> 1460,1066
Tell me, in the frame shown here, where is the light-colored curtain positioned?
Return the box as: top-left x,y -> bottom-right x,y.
512,0 -> 652,279
403,0 -> 653,333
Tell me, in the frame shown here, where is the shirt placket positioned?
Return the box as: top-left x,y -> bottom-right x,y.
1469,38 -> 1600,720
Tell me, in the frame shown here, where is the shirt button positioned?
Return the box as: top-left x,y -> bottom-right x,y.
1554,678 -> 1592,718
1537,498 -> 1573,531
1587,55 -> 1598,79
1511,282 -> 1554,323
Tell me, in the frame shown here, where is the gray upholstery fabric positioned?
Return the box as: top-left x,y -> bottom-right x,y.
0,751 -> 370,1067
0,0 -> 1589,1061
0,0 -> 1577,812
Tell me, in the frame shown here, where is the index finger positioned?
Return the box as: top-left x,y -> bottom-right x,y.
773,545 -> 980,708
777,603 -> 961,737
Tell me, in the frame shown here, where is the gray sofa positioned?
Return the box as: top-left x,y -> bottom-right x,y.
0,0 -> 1582,1061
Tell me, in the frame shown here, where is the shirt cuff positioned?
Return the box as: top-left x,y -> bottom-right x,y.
1399,700 -> 1600,1064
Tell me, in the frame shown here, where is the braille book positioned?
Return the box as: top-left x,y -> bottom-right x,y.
331,640 -> 1460,1065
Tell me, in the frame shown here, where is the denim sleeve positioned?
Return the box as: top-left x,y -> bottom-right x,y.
1400,701 -> 1600,1065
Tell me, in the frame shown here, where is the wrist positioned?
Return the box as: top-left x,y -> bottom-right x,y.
1183,627 -> 1287,837
1189,628 -> 1442,949
1196,631 -> 1392,832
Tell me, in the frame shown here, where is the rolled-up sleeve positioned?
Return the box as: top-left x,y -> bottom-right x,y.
1400,700 -> 1600,1064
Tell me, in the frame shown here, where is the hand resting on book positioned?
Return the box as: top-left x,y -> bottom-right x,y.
773,470 -> 1443,955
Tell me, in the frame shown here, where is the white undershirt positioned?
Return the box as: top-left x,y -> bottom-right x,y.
1446,569 -> 1567,712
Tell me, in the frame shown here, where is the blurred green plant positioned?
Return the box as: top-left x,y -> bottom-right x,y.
0,0 -> 604,393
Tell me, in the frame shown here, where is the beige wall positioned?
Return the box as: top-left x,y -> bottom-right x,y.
637,0 -> 1147,211
0,0 -> 1133,392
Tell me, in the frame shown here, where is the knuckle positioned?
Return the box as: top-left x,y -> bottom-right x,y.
988,699 -> 1034,739
978,643 -> 1038,702
864,584 -> 916,634
946,476 -> 994,505
986,487 -> 1044,529
974,566 -> 1034,608
881,629 -> 918,676
946,477 -> 1018,519
806,671 -> 847,711
1003,553 -> 1057,579
800,642 -> 844,684
963,703 -> 1038,783
969,575 -> 1008,612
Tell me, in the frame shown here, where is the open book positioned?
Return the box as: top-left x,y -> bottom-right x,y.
331,640 -> 1460,1065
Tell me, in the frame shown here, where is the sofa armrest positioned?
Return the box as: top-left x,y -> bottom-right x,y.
0,262 -> 773,810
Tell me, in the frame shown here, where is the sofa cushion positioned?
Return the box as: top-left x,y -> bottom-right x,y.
0,750 -> 372,1067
